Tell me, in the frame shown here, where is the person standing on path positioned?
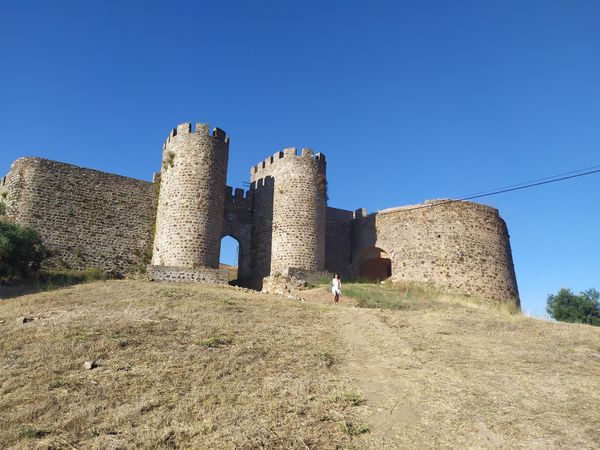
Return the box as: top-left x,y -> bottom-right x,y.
331,274 -> 342,304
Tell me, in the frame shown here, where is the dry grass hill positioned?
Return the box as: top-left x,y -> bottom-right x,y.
0,279 -> 599,449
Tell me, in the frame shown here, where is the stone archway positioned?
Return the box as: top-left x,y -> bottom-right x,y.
219,235 -> 240,285
357,247 -> 392,281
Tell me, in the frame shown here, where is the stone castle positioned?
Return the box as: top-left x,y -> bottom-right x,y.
0,121 -> 519,303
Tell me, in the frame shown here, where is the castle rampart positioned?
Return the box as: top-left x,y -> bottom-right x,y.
2,157 -> 158,272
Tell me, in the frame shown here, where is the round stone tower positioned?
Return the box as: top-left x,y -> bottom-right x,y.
151,122 -> 229,269
250,148 -> 327,276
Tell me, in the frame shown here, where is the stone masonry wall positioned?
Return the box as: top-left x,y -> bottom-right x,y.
146,265 -> 228,284
251,148 -> 327,276
352,200 -> 519,302
325,206 -> 353,278
223,186 -> 253,283
0,176 -> 9,217
151,123 -> 229,269
248,176 -> 274,289
2,157 -> 158,272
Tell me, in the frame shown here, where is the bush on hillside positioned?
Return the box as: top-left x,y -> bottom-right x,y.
546,288 -> 600,327
0,220 -> 46,281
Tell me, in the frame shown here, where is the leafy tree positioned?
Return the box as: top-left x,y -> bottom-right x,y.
0,220 -> 46,281
546,288 -> 600,326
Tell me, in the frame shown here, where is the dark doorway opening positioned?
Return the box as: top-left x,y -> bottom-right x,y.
358,247 -> 392,281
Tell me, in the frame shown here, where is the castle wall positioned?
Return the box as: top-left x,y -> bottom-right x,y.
151,123 -> 229,269
146,265 -> 228,284
223,186 -> 253,283
325,206 -> 353,277
248,176 -> 274,288
251,148 -> 327,276
352,200 -> 519,302
2,157 -> 157,272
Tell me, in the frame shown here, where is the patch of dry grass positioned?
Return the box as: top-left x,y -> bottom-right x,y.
3,279 -> 599,448
0,281 -> 362,449
335,282 -> 600,449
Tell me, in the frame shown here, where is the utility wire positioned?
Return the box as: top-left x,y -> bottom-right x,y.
455,164 -> 600,198
461,166 -> 600,200
382,165 -> 600,214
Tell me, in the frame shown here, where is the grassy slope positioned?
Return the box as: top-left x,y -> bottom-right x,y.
1,280 -> 599,449
332,283 -> 600,448
0,281 -> 361,449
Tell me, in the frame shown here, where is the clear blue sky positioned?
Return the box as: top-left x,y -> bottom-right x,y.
1,1 -> 599,317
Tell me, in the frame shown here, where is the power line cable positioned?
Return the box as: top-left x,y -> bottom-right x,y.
455,164 -> 600,198
382,165 -> 600,214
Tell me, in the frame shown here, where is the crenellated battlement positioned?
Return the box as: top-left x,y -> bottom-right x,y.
162,122 -> 229,150
250,147 -> 326,181
353,208 -> 368,219
224,185 -> 254,204
250,175 -> 275,190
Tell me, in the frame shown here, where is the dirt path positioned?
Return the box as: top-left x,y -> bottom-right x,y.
336,307 -> 424,449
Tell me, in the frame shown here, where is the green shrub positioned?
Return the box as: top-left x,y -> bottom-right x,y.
0,220 -> 46,281
546,288 -> 600,326
18,425 -> 51,439
338,420 -> 369,436
0,201 -> 6,216
331,391 -> 365,406
197,336 -> 232,348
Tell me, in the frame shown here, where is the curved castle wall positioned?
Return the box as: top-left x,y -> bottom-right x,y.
352,200 -> 519,302
151,123 -> 229,269
250,148 -> 327,276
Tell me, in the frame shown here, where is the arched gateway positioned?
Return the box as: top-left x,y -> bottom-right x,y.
357,247 -> 392,281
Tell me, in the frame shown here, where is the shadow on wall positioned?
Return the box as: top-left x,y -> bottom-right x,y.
248,176 -> 274,290
357,247 -> 392,281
